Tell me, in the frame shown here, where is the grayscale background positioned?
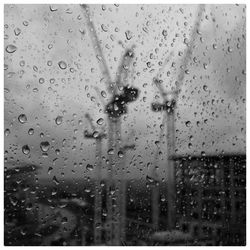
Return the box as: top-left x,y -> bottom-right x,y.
4,4 -> 246,246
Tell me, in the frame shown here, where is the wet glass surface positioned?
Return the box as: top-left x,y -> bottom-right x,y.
4,4 -> 246,246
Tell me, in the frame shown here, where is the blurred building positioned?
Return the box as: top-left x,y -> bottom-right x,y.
4,162 -> 41,245
174,154 -> 246,246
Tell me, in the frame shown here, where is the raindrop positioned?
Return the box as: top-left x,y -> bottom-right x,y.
47,60 -> 52,66
86,164 -> 94,171
97,118 -> 104,125
14,27 -> 21,36
20,228 -> 27,235
33,65 -> 38,72
49,5 -> 58,12
5,129 -> 10,136
118,151 -> 124,158
22,145 -> 30,155
146,175 -> 154,183
162,29 -> 168,37
228,47 -> 233,53
185,121 -> 191,127
23,20 -> 29,26
5,44 -> 17,53
10,197 -> 18,206
52,175 -> 60,185
161,196 -> 166,202
48,166 -> 53,175
125,30 -> 133,40
61,217 -> 68,224
93,131 -> 99,138
108,148 -> 114,155
58,60 -> 67,70
18,114 -> 27,124
101,24 -> 108,32
39,78 -> 45,84
55,116 -> 63,125
19,60 -> 25,67
40,141 -> 50,152
101,90 -> 107,98
28,128 -> 34,135
4,88 -> 9,93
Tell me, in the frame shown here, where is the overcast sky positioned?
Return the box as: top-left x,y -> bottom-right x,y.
4,4 -> 246,180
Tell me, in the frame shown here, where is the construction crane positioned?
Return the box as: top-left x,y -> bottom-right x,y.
118,129 -> 136,242
149,112 -> 167,231
84,113 -> 106,245
81,4 -> 139,245
151,4 -> 205,231
119,143 -> 135,242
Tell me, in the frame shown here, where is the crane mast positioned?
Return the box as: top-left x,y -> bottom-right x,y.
81,4 -> 139,245
84,113 -> 106,245
151,4 -> 205,230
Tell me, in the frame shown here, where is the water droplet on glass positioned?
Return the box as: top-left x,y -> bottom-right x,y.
58,61 -> 67,70
93,131 -> 99,138
47,60 -> 52,66
125,30 -> 133,40
19,60 -> 25,67
101,24 -> 108,32
48,166 -> 53,175
86,164 -> 94,171
55,116 -> 63,125
97,118 -> 104,125
6,44 -> 17,53
22,145 -> 30,155
14,27 -> 21,36
49,5 -> 58,12
108,148 -> 114,155
40,141 -> 50,152
146,175 -> 154,183
23,20 -> 29,26
52,175 -> 59,185
39,78 -> 45,84
162,29 -> 168,37
228,47 -> 233,53
28,128 -> 34,135
5,129 -> 10,136
185,121 -> 191,127
101,90 -> 107,98
118,151 -> 124,158
18,114 -> 27,124
61,217 -> 68,224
